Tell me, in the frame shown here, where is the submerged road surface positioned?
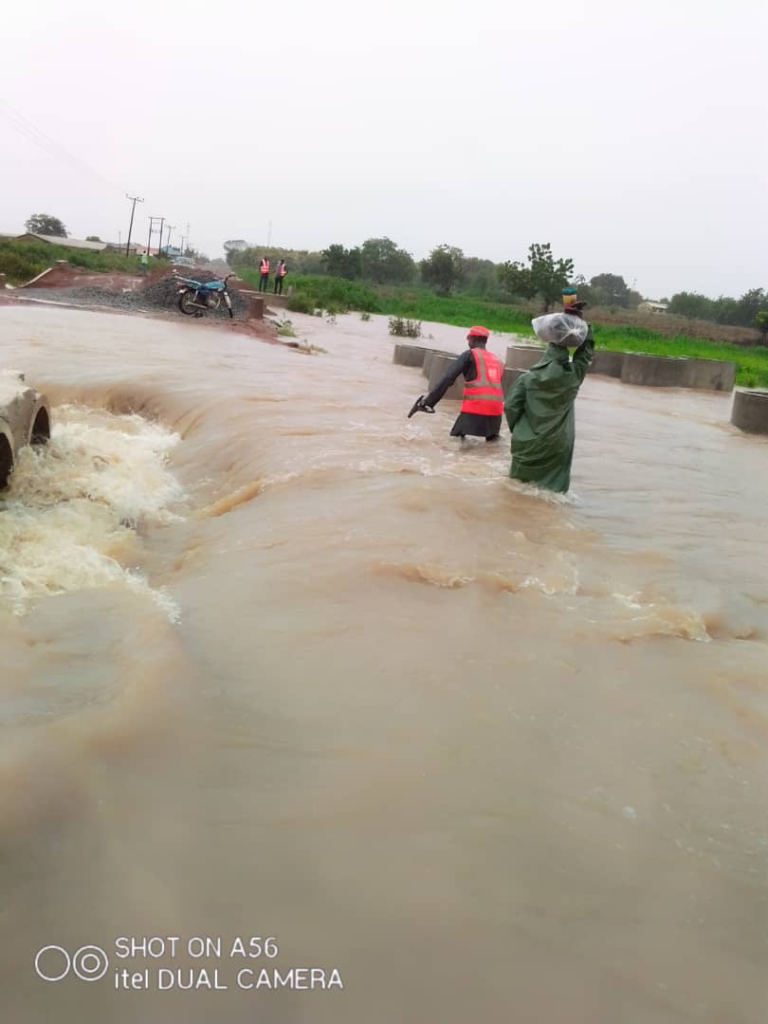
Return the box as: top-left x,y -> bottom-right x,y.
1,305 -> 767,1023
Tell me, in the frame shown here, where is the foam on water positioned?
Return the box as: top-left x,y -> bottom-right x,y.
0,404 -> 185,619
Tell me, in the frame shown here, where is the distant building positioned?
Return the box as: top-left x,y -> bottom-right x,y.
16,233 -> 107,252
638,301 -> 669,315
224,239 -> 248,253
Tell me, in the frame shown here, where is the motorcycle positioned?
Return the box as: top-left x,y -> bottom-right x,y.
176,273 -> 235,318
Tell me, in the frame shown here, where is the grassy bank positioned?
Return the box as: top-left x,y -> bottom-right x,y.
0,238 -> 142,283
281,277 -> 768,388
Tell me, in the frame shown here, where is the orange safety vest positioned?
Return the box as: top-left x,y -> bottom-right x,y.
279,264 -> 287,276
260,259 -> 270,273
461,347 -> 504,416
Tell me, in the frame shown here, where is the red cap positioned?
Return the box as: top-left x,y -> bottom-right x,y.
468,325 -> 489,338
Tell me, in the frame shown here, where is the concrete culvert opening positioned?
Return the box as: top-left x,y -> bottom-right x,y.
0,435 -> 13,490
31,408 -> 50,446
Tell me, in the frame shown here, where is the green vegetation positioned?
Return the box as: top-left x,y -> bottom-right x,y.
388,317 -> 422,338
420,244 -> 464,297
497,243 -> 575,312
282,277 -> 768,388
0,237 -> 142,283
275,318 -> 297,337
25,213 -> 67,237
228,232 -> 768,335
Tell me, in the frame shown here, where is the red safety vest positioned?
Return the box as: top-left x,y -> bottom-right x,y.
260,259 -> 270,273
279,264 -> 287,276
461,347 -> 504,416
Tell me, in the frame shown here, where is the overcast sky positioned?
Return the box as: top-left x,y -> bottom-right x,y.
1,0 -> 766,299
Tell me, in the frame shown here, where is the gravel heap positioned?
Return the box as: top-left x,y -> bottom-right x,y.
18,270 -> 249,319
21,286 -> 141,312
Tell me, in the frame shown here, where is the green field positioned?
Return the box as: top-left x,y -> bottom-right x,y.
278,276 -> 768,389
0,238 -> 143,283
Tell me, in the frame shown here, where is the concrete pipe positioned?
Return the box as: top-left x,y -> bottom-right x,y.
423,349 -> 458,379
620,353 -> 736,391
0,370 -> 51,491
502,367 -> 525,396
393,343 -> 428,368
505,344 -> 545,369
428,354 -> 464,399
731,389 -> 768,435
589,350 -> 626,378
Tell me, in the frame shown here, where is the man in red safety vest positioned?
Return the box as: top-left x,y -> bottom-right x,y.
258,256 -> 270,293
410,326 -> 505,441
274,260 -> 288,295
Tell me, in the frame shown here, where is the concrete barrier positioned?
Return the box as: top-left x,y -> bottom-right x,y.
731,389 -> 768,435
0,370 -> 51,490
236,290 -> 264,319
620,353 -> 736,391
502,367 -> 526,396
589,350 -> 626,378
428,354 -> 464,399
393,343 -> 428,367
422,349 -> 458,378
505,344 -> 546,369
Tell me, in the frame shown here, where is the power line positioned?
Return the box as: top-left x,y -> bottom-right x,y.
0,97 -> 122,192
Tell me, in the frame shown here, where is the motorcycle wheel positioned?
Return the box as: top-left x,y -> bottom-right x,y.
178,290 -> 199,316
206,293 -> 221,312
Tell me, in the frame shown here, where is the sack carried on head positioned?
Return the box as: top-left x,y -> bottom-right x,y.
531,313 -> 588,348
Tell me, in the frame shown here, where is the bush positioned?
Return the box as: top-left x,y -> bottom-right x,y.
360,311 -> 371,321
388,316 -> 422,338
286,292 -> 316,315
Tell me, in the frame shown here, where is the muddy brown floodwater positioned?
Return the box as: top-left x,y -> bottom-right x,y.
1,304 -> 767,1023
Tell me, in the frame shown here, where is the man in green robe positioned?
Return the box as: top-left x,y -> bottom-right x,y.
504,311 -> 594,494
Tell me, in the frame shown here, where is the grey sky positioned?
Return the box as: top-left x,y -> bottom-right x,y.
1,0 -> 766,299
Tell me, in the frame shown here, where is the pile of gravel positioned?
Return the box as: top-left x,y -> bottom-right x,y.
20,286 -> 141,312
17,270 -> 249,319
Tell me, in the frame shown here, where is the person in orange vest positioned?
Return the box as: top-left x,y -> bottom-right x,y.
274,260 -> 288,295
409,326 -> 504,441
258,256 -> 270,292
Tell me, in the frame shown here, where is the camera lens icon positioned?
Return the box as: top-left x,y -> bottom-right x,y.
35,945 -> 109,983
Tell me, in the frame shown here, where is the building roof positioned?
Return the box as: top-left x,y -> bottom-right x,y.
16,233 -> 107,251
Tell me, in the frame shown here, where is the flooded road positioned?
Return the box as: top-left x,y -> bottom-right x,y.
1,304 -> 767,1023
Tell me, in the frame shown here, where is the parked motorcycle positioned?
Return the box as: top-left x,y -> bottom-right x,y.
177,273 -> 235,318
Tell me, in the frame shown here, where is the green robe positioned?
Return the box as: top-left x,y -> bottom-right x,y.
504,336 -> 594,494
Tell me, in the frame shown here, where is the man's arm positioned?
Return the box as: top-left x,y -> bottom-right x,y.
504,374 -> 527,432
570,325 -> 595,386
422,350 -> 472,408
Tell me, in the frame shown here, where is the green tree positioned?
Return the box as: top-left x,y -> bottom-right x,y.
498,243 -> 573,310
321,243 -> 362,280
667,292 -> 716,320
85,235 -> 102,242
359,237 -> 415,285
589,273 -> 631,308
420,244 -> 464,296
736,288 -> 767,327
754,311 -> 768,343
25,213 -> 67,237
496,260 -> 535,301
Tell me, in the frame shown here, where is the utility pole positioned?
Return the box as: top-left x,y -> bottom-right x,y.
147,216 -> 161,256
267,220 -> 272,246
157,216 -> 165,257
125,194 -> 144,256
165,223 -> 175,252
185,222 -> 190,255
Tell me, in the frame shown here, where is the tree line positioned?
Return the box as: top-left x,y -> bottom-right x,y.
226,236 -> 768,332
